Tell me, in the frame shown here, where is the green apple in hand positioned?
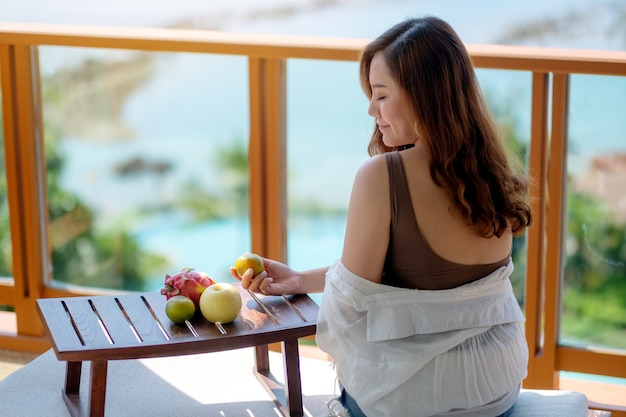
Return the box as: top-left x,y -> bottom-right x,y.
199,282 -> 242,324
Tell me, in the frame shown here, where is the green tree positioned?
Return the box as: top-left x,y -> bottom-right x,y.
0,92 -> 165,291
562,190 -> 626,348
45,125 -> 164,291
177,139 -> 249,222
0,109 -> 12,277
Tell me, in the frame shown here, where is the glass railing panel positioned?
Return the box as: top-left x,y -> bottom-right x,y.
561,371 -> 626,387
0,89 -> 12,274
562,74 -> 626,352
0,87 -> 16,312
285,59 -> 369,298
39,46 -> 250,292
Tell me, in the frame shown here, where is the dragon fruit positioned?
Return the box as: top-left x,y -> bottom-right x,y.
160,267 -> 215,307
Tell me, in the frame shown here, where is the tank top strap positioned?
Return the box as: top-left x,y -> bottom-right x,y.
384,152 -> 412,229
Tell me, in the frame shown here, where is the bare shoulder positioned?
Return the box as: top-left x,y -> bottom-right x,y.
355,153 -> 388,182
349,154 -> 390,200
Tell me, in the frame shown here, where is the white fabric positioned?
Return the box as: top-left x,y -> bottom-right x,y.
316,259 -> 528,417
510,390 -> 589,417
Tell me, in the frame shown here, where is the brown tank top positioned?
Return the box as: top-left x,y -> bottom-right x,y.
381,152 -> 510,290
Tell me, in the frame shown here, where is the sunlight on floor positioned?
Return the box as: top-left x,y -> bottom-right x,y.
0,349 -> 39,381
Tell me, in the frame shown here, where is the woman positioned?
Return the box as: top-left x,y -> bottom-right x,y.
232,16 -> 532,417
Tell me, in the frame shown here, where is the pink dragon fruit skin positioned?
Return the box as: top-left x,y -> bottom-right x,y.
160,267 -> 215,307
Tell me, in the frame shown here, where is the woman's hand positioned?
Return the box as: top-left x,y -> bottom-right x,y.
229,257 -> 302,295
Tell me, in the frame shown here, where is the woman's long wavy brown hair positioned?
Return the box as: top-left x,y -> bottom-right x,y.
360,16 -> 531,237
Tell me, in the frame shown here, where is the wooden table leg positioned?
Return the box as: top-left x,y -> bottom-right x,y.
282,338 -> 303,417
64,361 -> 82,395
254,344 -> 284,408
62,360 -> 108,417
254,344 -> 270,374
254,342 -> 305,417
62,361 -> 83,417
88,360 -> 108,417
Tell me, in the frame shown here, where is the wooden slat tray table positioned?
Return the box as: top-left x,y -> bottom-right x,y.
36,284 -> 319,417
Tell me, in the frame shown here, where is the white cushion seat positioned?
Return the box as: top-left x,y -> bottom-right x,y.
510,389 -> 589,417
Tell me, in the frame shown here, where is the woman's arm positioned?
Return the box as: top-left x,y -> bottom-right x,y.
230,258 -> 327,295
341,155 -> 391,283
232,154 -> 390,292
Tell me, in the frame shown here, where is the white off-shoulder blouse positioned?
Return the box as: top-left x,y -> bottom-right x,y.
316,259 -> 528,417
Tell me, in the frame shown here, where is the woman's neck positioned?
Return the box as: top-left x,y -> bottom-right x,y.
395,143 -> 415,151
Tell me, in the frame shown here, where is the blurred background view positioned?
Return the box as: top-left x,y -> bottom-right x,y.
0,0 -> 624,358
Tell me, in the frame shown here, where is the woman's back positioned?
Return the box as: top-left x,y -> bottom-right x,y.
403,144 -> 512,260
340,142 -> 513,286
388,144 -> 513,287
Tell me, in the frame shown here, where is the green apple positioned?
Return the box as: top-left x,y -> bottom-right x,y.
165,295 -> 196,324
199,282 -> 242,324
